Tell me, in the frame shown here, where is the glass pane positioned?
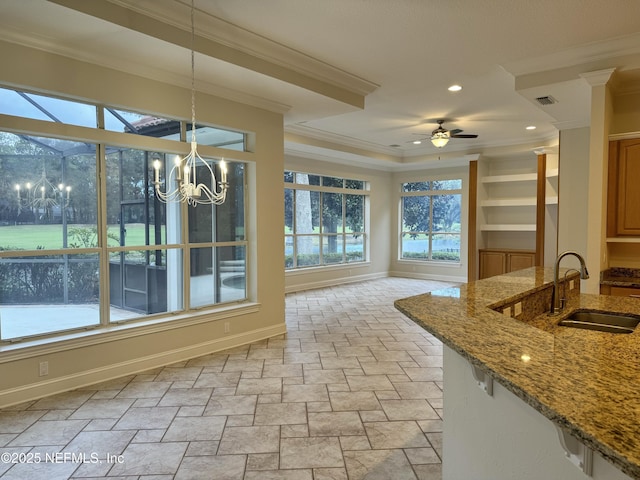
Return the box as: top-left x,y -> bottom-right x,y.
402,181 -> 430,192
296,236 -> 319,267
104,108 -> 181,139
346,234 -> 364,262
294,191 -> 319,234
108,249 -> 182,317
345,194 -> 364,235
105,147 -> 167,246
432,234 -> 460,262
401,233 -> 429,260
285,189 -> 293,234
345,179 -> 365,190
322,176 -> 343,188
295,172 -> 320,186
0,87 -> 96,127
322,193 -> 343,234
432,179 -> 462,190
1,132 -> 97,249
402,196 -> 430,233
0,253 -> 100,339
285,235 -> 294,268
284,171 -> 294,183
190,245 -> 246,307
322,235 -> 343,264
220,162 -> 245,241
192,125 -> 245,151
432,194 -> 461,232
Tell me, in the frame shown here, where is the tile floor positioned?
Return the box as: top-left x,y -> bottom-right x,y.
0,277 -> 454,479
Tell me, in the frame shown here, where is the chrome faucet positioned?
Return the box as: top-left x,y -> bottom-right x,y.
550,251 -> 589,314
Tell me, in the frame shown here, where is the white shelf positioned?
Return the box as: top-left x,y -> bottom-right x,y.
480,224 -> 537,231
606,237 -> 640,243
545,196 -> 558,205
481,197 -> 536,207
546,168 -> 559,178
481,173 -> 537,184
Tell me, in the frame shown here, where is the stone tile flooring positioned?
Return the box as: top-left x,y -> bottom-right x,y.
0,277 -> 453,479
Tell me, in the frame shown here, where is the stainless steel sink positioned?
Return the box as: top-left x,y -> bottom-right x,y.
559,310 -> 640,334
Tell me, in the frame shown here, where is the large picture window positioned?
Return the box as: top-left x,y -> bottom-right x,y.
284,171 -> 367,269
400,179 -> 462,262
0,87 -> 247,343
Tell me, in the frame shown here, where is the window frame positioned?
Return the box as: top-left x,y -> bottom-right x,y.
0,86 -> 253,345
285,171 -> 368,270
399,179 -> 462,263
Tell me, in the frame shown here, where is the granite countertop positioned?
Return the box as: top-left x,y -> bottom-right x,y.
601,267 -> 640,288
395,267 -> 640,480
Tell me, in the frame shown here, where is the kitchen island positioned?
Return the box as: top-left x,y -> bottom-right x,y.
395,267 -> 640,480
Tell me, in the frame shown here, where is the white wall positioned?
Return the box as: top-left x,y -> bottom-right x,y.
0,40 -> 285,407
558,128 -> 591,270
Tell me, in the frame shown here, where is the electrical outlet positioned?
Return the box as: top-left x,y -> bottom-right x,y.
224,322 -> 230,334
569,279 -> 575,290
514,302 -> 522,316
39,361 -> 49,377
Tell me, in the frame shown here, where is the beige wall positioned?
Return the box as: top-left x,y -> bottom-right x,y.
0,41 -> 285,407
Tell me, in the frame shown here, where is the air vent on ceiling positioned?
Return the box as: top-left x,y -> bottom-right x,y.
389,144 -> 401,148
535,95 -> 558,106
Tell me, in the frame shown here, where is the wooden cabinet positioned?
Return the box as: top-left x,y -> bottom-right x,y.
479,249 -> 535,279
608,138 -> 640,236
601,285 -> 640,298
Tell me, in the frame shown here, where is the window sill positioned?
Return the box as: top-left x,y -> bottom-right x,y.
0,302 -> 260,363
397,259 -> 462,268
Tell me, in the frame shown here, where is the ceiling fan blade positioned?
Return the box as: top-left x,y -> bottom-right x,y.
448,128 -> 463,135
450,134 -> 478,138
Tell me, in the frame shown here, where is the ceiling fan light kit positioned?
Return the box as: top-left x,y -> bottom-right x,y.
412,119 -> 479,149
431,131 -> 450,148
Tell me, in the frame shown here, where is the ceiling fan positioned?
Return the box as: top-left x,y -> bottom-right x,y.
412,120 -> 478,148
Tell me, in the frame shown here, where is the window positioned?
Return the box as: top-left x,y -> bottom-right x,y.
400,179 -> 461,262
284,171 -> 367,269
0,87 -> 247,343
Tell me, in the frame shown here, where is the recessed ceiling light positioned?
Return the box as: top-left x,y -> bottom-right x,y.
413,140 -> 422,145
526,125 -> 536,130
448,84 -> 462,92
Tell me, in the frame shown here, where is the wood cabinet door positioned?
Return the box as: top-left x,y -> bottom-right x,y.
479,251 -> 506,279
507,253 -> 535,273
616,139 -> 640,235
610,286 -> 640,298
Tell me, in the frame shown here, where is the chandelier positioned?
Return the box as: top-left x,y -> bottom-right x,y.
153,0 -> 228,206
15,165 -> 71,214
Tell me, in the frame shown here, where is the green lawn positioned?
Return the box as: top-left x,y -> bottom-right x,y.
0,224 -> 150,250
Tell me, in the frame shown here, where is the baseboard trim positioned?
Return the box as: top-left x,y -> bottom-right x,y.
285,272 -> 387,293
0,323 -> 286,408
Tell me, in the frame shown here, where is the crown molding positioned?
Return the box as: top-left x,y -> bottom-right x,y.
48,0 -> 377,108
0,33 -> 292,115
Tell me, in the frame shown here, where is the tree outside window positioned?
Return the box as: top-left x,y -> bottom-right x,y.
284,171 -> 367,269
400,180 -> 461,262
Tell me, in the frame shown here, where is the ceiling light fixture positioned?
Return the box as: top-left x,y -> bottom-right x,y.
413,140 -> 422,145
526,125 -> 536,130
431,131 -> 450,148
153,0 -> 228,206
448,84 -> 462,92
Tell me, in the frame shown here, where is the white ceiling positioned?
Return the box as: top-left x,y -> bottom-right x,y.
2,0 -> 640,169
